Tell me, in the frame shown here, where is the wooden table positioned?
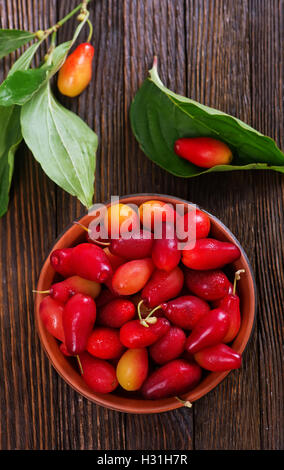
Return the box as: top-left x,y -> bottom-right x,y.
0,0 -> 283,450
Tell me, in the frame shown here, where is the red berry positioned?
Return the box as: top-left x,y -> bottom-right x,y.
39,296 -> 65,341
104,203 -> 140,238
185,269 -> 232,301
217,294 -> 241,343
79,352 -> 118,393
142,266 -> 184,308
109,230 -> 154,260
142,359 -> 202,399
57,43 -> 94,97
87,327 -> 124,359
139,200 -> 177,230
174,137 -> 232,168
185,308 -> 230,354
120,318 -> 170,348
50,248 -> 74,277
50,276 -> 101,303
112,258 -> 154,296
182,238 -> 241,270
149,327 -> 186,364
71,243 -> 112,283
152,223 -> 181,272
161,295 -> 210,330
97,299 -> 136,328
194,344 -> 242,371
63,293 -> 96,355
176,208 -> 211,241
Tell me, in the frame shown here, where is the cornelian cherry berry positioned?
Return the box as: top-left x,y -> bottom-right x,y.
109,230 -> 153,260
185,268 -> 232,301
142,266 -> 184,308
174,137 -> 233,168
149,326 -> 186,365
151,223 -> 181,272
214,270 -> 244,343
138,200 -> 176,230
71,243 -> 112,283
120,317 -> 170,349
182,238 -> 241,270
50,248 -> 74,277
57,43 -> 94,98
87,327 -> 124,360
161,295 -> 210,330
142,359 -> 202,399
176,208 -> 211,241
104,203 -> 140,237
63,293 -> 96,355
185,308 -> 230,354
112,258 -> 154,296
194,344 -> 242,371
116,348 -> 148,391
39,296 -> 65,342
79,352 -> 118,393
97,298 -> 136,328
37,276 -> 102,304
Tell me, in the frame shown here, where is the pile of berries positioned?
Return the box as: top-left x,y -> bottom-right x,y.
38,200 -> 243,400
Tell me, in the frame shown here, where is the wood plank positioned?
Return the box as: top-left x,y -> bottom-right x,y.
184,0 -> 261,450
249,0 -> 284,450
54,0 -> 127,450
123,0 -> 194,450
0,0 -> 58,450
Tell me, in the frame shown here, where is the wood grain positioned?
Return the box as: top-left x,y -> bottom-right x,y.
0,0 -> 283,450
249,0 -> 284,450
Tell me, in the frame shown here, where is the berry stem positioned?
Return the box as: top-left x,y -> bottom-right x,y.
137,300 -> 159,327
233,269 -> 245,295
35,1 -> 91,39
32,289 -> 50,294
86,18 -> 93,42
74,221 -> 89,233
73,221 -> 110,245
76,355 -> 84,375
145,304 -> 162,319
175,397 -> 192,408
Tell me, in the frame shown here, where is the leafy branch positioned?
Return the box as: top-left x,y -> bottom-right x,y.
0,0 -> 97,216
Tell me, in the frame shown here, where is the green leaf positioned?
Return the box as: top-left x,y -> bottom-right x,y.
0,40 -> 44,217
0,38 -> 52,107
130,60 -> 284,177
0,68 -> 49,106
0,106 -> 22,216
21,82 -> 97,208
0,29 -> 35,59
8,40 -> 43,75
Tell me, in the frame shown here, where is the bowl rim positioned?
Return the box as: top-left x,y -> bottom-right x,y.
34,193 -> 257,414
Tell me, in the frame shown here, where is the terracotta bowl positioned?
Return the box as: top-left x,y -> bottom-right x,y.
34,193 -> 256,414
